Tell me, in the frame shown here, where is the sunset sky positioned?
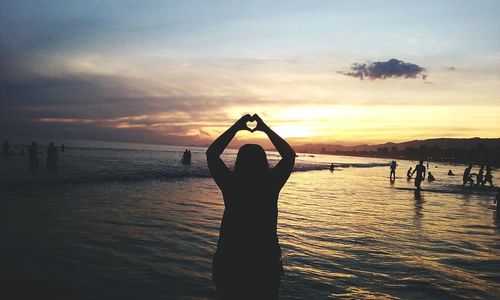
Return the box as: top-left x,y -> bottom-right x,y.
1,0 -> 499,146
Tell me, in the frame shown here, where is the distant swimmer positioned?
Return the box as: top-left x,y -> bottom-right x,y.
482,166 -> 493,187
329,163 -> 335,172
447,170 -> 454,176
427,172 -> 436,182
476,165 -> 485,186
411,160 -> 426,190
46,142 -> 58,170
389,160 -> 397,180
407,167 -> 413,180
2,140 -> 10,158
28,142 -> 39,169
462,164 -> 474,188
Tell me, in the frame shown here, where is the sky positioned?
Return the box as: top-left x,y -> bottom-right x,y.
1,0 -> 499,146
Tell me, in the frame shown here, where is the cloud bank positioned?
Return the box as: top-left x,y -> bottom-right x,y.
341,58 -> 427,80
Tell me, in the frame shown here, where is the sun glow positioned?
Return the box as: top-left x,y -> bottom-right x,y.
276,106 -> 363,121
272,125 -> 315,138
221,104 -> 500,144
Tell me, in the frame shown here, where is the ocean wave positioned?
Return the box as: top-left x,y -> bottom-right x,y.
0,145 -> 393,186
0,168 -> 212,187
331,162 -> 392,168
0,160 -> 395,187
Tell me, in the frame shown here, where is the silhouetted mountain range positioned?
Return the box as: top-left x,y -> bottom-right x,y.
295,138 -> 500,153
294,138 -> 500,166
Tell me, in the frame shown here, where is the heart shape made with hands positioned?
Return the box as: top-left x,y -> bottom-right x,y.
246,119 -> 258,132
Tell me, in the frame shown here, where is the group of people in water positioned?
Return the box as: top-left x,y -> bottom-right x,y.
405,160 -> 428,190
462,164 -> 494,188
405,162 -> 435,183
391,159 -> 495,190
181,149 -> 192,164
2,140 -> 63,170
395,159 -> 498,215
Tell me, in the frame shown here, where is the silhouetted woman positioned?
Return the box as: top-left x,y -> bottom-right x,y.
206,114 -> 295,299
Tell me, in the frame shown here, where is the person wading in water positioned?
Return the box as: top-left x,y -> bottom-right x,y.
206,114 -> 295,299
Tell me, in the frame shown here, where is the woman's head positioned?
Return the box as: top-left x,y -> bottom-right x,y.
234,144 -> 269,178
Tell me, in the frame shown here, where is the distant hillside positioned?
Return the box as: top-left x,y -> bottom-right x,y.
294,138 -> 500,153
294,138 -> 500,166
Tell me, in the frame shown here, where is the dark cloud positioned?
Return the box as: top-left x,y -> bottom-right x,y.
340,58 -> 427,80
0,66 -> 259,145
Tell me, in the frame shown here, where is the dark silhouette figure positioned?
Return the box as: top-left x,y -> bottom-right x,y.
462,164 -> 474,188
181,149 -> 191,164
389,160 -> 397,180
46,142 -> 58,170
495,191 -> 500,217
28,142 -> 39,169
447,170 -> 454,176
476,165 -> 485,186
427,172 -> 436,182
407,167 -> 413,180
2,140 -> 10,158
329,163 -> 335,172
482,166 -> 493,187
61,144 -> 65,152
411,160 -> 426,190
206,114 -> 295,300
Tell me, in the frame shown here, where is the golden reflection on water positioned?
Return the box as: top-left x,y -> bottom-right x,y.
1,152 -> 498,299
271,159 -> 499,298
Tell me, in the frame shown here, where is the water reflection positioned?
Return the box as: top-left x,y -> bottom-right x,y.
1,150 -> 499,299
494,210 -> 500,231
413,190 -> 425,229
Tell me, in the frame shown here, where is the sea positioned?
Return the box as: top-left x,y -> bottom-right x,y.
0,139 -> 499,299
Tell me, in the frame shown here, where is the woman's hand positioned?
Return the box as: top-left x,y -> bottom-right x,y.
234,114 -> 253,132
206,114 -> 252,159
252,114 -> 270,133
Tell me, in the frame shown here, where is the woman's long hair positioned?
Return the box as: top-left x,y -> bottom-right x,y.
234,144 -> 269,179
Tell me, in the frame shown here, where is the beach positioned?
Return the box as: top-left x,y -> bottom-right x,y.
1,140 -> 499,299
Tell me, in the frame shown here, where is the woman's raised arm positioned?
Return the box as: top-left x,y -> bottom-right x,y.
206,114 -> 252,188
253,114 -> 296,189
